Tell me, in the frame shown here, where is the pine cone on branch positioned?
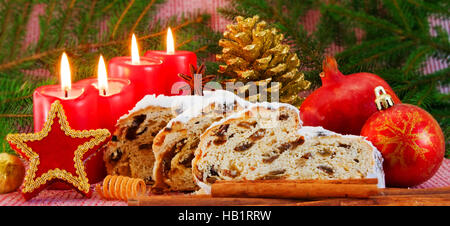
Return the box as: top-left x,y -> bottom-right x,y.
216,15 -> 311,107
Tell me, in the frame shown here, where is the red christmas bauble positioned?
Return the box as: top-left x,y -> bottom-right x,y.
300,56 -> 401,135
361,87 -> 445,187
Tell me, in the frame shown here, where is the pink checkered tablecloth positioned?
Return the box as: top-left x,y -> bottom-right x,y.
1,0 -> 448,206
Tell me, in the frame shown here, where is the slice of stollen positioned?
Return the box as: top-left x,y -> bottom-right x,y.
192,102 -> 302,193
192,103 -> 385,194
152,90 -> 250,192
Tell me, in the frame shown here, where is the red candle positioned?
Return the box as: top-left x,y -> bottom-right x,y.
144,27 -> 197,96
108,34 -> 164,101
33,53 -> 99,132
77,55 -> 135,133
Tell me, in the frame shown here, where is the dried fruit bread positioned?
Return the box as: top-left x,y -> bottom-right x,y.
192,103 -> 385,193
152,90 -> 250,192
293,126 -> 384,187
103,94 -> 204,184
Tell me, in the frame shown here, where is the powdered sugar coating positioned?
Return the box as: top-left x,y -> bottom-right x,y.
296,126 -> 337,139
167,90 -> 251,126
119,94 -> 205,121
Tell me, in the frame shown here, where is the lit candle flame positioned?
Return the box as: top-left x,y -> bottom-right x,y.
131,33 -> 140,64
60,52 -> 71,97
98,55 -> 108,95
166,27 -> 175,54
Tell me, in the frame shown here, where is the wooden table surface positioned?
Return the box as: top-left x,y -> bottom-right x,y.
128,187 -> 450,206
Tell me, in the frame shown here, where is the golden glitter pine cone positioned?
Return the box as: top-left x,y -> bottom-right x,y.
216,15 -> 310,106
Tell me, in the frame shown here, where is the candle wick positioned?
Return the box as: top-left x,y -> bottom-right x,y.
103,89 -> 107,96
64,89 -> 69,98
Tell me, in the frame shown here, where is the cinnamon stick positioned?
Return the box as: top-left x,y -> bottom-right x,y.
211,181 -> 379,199
127,194 -> 299,206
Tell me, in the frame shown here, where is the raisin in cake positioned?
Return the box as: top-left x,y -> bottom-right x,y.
192,103 -> 385,193
152,90 -> 250,192
103,94 -> 204,184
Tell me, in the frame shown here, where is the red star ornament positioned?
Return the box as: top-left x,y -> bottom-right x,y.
6,100 -> 111,200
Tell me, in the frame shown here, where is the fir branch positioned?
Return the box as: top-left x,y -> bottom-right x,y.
110,0 -> 135,39
35,0 -> 56,54
0,17 -> 201,72
0,0 -> 13,51
79,0 -> 98,44
397,68 -> 450,92
0,93 -> 33,104
193,45 -> 208,53
388,0 -> 412,32
343,40 -> 415,71
337,36 -> 404,59
402,46 -> 432,74
56,0 -> 77,47
101,0 -> 120,13
0,114 -> 33,118
130,0 -> 156,35
9,1 -> 33,59
324,4 -> 404,35
415,80 -> 437,107
405,0 -> 450,17
139,15 -> 204,40
176,37 -> 193,49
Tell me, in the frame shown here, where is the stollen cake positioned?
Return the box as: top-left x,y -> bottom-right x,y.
192,103 -> 385,193
152,90 -> 250,192
103,94 -> 204,184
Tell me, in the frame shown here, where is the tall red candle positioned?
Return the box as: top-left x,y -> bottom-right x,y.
144,27 -> 197,96
144,50 -> 196,95
108,56 -> 163,101
108,34 -> 164,102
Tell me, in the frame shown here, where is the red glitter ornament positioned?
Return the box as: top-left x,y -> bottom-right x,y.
361,86 -> 445,187
6,101 -> 111,200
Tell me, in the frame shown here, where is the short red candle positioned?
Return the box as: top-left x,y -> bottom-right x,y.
108,56 -> 163,101
76,77 -> 135,133
33,83 -> 99,132
144,50 -> 197,95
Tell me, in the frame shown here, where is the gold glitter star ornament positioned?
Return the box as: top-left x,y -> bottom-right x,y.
6,100 -> 111,200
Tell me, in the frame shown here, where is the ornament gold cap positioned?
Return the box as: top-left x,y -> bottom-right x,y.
374,86 -> 394,110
